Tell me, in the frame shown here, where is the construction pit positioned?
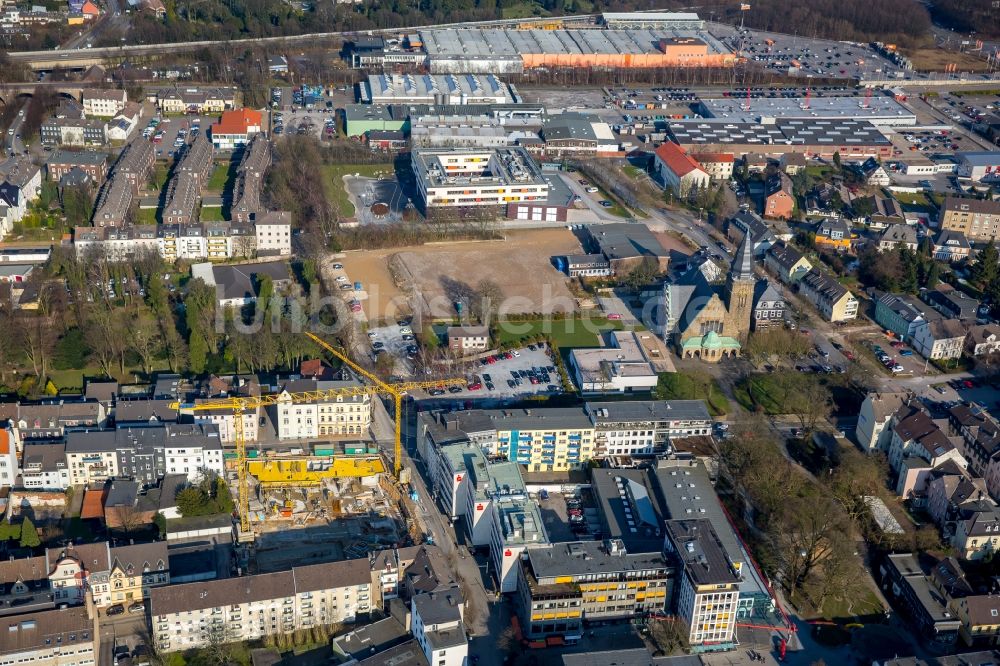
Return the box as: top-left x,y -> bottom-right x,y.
231,453 -> 410,573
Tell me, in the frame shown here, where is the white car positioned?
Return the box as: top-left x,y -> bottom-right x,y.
367,331 -> 378,339
335,276 -> 348,283
399,327 -> 413,335
512,350 -> 521,357
585,186 -> 599,193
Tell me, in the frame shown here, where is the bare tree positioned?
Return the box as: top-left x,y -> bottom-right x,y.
130,308 -> 162,377
15,315 -> 57,384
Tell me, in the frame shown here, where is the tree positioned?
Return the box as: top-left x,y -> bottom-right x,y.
18,517 -> 40,549
832,152 -> 842,170
15,315 -> 57,386
113,503 -> 146,536
622,256 -> 660,292
970,243 -> 1000,288
770,491 -> 848,602
188,333 -> 209,376
175,486 -> 209,517
473,278 -> 504,326
130,307 -> 162,376
826,448 -> 888,525
153,512 -> 168,539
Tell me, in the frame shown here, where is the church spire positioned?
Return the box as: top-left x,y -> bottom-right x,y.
729,232 -> 755,282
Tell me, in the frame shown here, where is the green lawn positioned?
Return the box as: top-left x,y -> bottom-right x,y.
322,163 -> 394,219
206,163 -> 231,192
200,205 -> 225,222
652,372 -> 730,416
136,208 -> 158,225
496,316 -> 627,348
622,165 -> 645,180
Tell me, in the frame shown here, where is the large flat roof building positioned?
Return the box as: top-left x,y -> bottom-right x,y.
698,95 -> 916,127
668,118 -> 892,159
419,28 -> 736,74
601,12 -> 704,29
412,146 -> 548,208
361,73 -> 516,105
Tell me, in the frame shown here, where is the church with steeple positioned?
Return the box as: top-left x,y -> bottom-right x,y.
662,233 -> 757,363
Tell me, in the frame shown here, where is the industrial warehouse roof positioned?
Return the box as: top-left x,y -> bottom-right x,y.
956,151 -> 1000,166
362,73 -> 514,103
698,95 -> 916,126
418,28 -> 730,59
668,118 -> 891,148
588,223 -> 670,261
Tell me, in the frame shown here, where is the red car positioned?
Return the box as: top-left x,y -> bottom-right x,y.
504,352 -> 513,360
844,351 -> 855,361
467,383 -> 482,391
963,380 -> 974,389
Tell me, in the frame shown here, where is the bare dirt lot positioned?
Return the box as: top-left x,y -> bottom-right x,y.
903,47 -> 989,72
339,228 -> 585,321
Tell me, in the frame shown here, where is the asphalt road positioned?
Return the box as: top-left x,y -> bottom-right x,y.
5,101 -> 26,157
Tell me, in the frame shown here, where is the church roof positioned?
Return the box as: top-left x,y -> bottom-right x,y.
680,332 -> 741,350
729,232 -> 755,282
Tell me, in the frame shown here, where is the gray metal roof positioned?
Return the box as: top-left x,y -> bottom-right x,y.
586,400 -> 710,424
411,587 -> 463,626
589,223 -> 670,262
526,540 -> 670,580
65,423 -> 222,453
664,518 -> 739,586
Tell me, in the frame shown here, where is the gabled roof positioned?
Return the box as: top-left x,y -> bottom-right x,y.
654,141 -> 703,178
766,242 -> 810,272
878,224 -> 917,246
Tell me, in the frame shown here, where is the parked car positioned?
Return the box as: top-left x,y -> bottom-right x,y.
106,604 -> 125,616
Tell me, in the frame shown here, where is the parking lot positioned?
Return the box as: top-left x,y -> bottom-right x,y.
853,331 -> 930,377
535,491 -> 598,543
716,26 -> 902,79
141,113 -> 217,160
271,86 -> 340,140
410,344 -> 563,399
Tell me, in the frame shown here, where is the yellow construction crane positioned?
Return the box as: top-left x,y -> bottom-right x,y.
171,334 -> 463,540
304,332 -> 464,476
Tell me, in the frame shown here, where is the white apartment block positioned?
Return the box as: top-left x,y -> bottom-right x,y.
586,400 -> 712,457
82,89 -> 127,118
0,608 -> 97,666
150,560 -> 372,652
64,449 -> 118,486
411,589 -> 468,666
253,211 -> 292,256
664,519 -> 741,649
412,147 -> 548,208
275,380 -> 371,440
191,409 -> 260,444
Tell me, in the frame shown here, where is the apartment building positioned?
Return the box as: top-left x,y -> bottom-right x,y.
939,197 -> 1000,242
0,608 -> 96,666
875,293 -> 940,343
880,553 -> 961,651
275,379 -> 372,440
446,326 -> 489,354
45,150 -> 108,183
412,147 -> 548,208
912,318 -> 969,361
157,87 -> 237,114
90,139 -> 155,226
82,89 -> 127,117
856,392 -> 909,451
689,152 -> 734,180
411,588 -> 468,666
663,519 -> 740,651
230,135 -> 271,222
765,242 -> 813,284
64,423 -> 224,486
798,269 -> 858,322
763,172 -> 793,220
149,559 -> 372,651
73,225 -> 159,260
516,539 -> 672,640
0,428 -> 18,488
40,117 -> 106,147
253,211 -> 292,256
46,543 -> 111,605
948,404 -> 1000,500
20,443 -> 70,490
92,542 -> 169,607
491,498 -> 548,593
13,399 -> 105,440
162,172 -> 201,226
888,405 -> 967,499
585,400 -> 712,457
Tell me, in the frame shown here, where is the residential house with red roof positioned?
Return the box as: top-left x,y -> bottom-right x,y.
210,109 -> 263,150
653,141 -> 709,197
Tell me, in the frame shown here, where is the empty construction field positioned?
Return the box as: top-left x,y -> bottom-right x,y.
340,228 -> 585,320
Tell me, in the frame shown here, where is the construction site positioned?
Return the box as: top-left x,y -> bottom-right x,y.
177,333 -> 463,574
